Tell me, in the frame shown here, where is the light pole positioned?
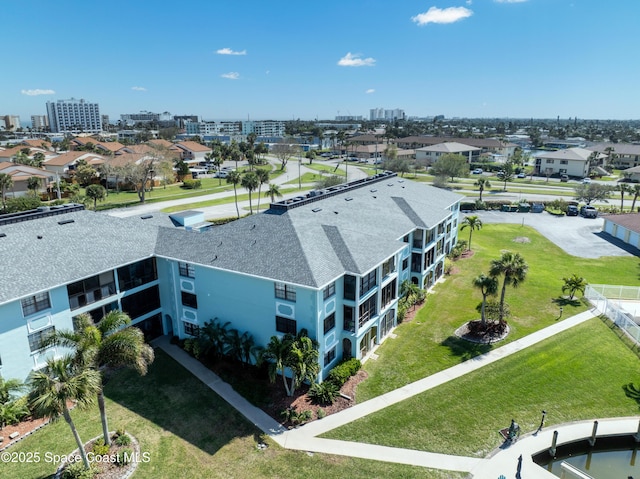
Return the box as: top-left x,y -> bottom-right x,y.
298,158 -> 301,190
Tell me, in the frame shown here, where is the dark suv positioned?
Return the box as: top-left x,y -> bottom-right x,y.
566,205 -> 579,216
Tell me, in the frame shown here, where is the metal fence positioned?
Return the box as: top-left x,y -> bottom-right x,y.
585,284 -> 640,344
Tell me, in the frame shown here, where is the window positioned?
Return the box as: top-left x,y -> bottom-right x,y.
402,257 -> 409,270
28,326 -> 55,352
181,291 -> 198,309
360,270 -> 377,297
179,262 -> 195,278
67,272 -> 116,310
275,316 -> 297,335
382,257 -> 395,278
324,313 -> 336,334
117,258 -> 157,291
381,281 -> 397,308
343,306 -> 355,332
324,347 -> 336,366
21,292 -> 51,316
183,321 -> 198,336
274,282 -> 296,302
546,159 -> 554,164
359,293 -> 377,327
343,275 -> 356,301
121,285 -> 160,319
323,282 -> 336,300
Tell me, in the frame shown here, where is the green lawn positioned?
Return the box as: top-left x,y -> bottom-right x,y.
356,223 -> 640,401
325,318 -> 640,457
5,351 -> 457,479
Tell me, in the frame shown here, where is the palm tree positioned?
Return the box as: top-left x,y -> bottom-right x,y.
460,215 -> 483,251
562,274 -> 587,300
489,251 -> 528,322
0,377 -> 25,405
226,170 -> 242,218
29,356 -> 101,470
474,178 -> 491,202
261,334 -> 295,396
255,168 -> 270,212
241,171 -> 259,214
472,273 -> 499,326
0,173 -> 13,210
27,176 -> 42,196
86,184 -> 106,211
46,311 -> 154,445
265,183 -> 282,204
618,183 -> 632,212
630,184 -> 640,212
287,335 -> 320,396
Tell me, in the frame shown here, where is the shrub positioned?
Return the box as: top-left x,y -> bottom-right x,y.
115,433 -> 131,446
114,427 -> 126,437
61,462 -> 98,479
182,179 -> 202,189
92,438 -> 109,456
316,408 -> 326,419
327,358 -> 361,387
116,448 -> 133,466
475,200 -> 487,211
308,382 -> 339,405
2,196 -> 41,213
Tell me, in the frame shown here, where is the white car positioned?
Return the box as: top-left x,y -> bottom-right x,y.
582,177 -> 592,184
214,170 -> 229,178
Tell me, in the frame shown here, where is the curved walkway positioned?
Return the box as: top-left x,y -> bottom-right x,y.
154,308 -> 624,477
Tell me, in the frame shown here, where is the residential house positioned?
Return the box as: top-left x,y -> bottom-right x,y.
0,172 -> 462,383
174,141 -> 212,164
415,142 -> 481,166
43,151 -> 106,179
533,147 -> 603,177
0,162 -> 53,197
396,136 -> 517,158
588,143 -> 640,169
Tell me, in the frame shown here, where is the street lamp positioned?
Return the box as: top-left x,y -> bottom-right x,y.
537,410 -> 547,433
298,158 -> 301,190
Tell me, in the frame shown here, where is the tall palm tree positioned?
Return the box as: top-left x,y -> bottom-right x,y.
287,335 -> 319,396
0,173 -> 13,210
255,168 -> 270,212
489,251 -> 528,322
630,184 -> 640,212
29,356 -> 101,470
474,177 -> 490,202
226,170 -> 242,218
241,171 -> 259,214
265,183 -> 282,204
618,183 -> 632,212
460,215 -> 483,251
472,273 -> 499,326
46,311 -> 154,445
261,334 -> 295,396
561,274 -> 587,300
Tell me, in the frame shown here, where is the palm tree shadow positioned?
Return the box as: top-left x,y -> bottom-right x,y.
623,382 -> 640,408
552,297 -> 581,307
441,336 -> 492,362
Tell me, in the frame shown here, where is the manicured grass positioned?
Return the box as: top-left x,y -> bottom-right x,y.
325,318 -> 640,457
5,351 -> 456,479
356,223 -> 640,401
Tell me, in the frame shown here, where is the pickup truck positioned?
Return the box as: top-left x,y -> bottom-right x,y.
580,205 -> 598,218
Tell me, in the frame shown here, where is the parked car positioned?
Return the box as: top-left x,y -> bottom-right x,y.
566,205 -> 579,216
580,205 -> 598,218
214,170 -> 229,178
517,172 -> 526,178
472,168 -> 483,174
582,177 -> 592,184
560,174 -> 569,182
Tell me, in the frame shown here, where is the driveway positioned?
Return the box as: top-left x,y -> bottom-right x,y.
469,210 -> 634,258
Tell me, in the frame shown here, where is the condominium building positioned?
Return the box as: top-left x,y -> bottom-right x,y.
0,173 -> 461,384
370,108 -> 405,122
46,98 -> 102,134
31,115 -> 49,131
242,120 -> 285,137
2,115 -> 21,130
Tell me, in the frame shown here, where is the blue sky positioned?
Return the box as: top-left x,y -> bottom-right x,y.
4,0 -> 640,122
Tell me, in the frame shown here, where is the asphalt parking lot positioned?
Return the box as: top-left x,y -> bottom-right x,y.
470,210 -> 634,258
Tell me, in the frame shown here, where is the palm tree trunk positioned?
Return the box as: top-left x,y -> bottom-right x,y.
480,294 -> 487,326
97,388 -> 110,445
248,193 -> 253,214
63,405 -> 91,470
233,186 -> 239,218
499,278 -> 508,321
256,186 -> 262,212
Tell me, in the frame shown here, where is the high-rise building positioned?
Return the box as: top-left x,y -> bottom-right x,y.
46,98 -> 102,133
370,108 -> 405,121
31,115 -> 49,131
2,115 -> 21,130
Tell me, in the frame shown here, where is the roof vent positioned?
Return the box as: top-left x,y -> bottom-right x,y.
370,189 -> 377,192
312,207 -> 322,213
37,235 -> 43,239
58,219 -> 75,225
345,197 -> 353,201
0,233 -> 6,238
140,215 -> 153,220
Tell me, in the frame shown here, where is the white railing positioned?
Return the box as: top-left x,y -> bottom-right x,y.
585,284 -> 640,344
560,461 -> 594,479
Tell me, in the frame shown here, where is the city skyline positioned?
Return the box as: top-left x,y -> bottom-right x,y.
3,0 -> 640,122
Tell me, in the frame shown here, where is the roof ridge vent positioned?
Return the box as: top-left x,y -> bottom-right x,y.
58,219 -> 75,225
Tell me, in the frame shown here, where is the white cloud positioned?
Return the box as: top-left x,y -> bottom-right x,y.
337,52 -> 376,67
21,89 -> 55,96
216,48 -> 246,55
466,0 -> 473,4
131,86 -> 147,91
411,6 -> 473,25
366,89 -> 375,94
495,0 -> 528,3
221,72 -> 240,80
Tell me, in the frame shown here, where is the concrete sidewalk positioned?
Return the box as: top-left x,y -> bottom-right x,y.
155,309 -> 612,477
